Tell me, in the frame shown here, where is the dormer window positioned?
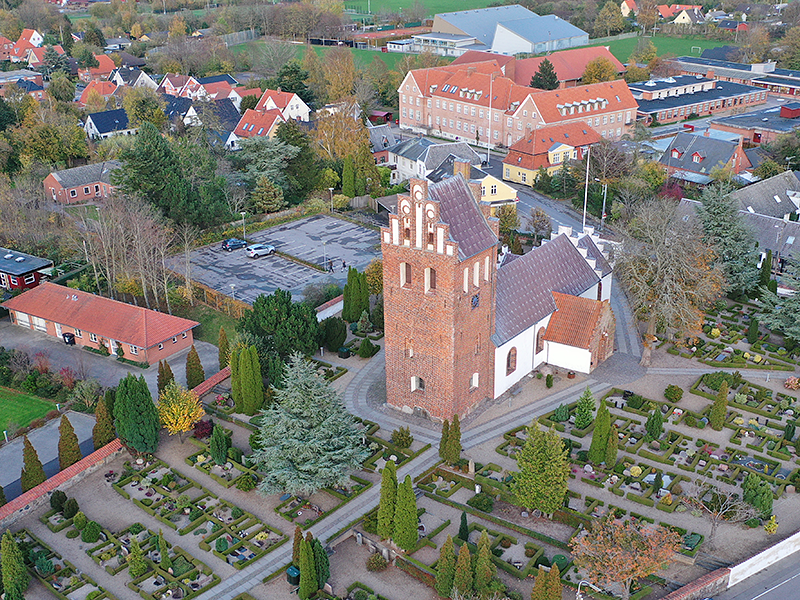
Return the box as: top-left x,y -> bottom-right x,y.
672,149 -> 682,159
692,152 -> 704,163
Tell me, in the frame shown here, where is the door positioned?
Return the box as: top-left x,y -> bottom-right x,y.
55,323 -> 62,337
15,312 -> 29,328
31,316 -> 46,332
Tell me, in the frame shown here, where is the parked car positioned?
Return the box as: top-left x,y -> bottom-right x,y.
221,238 -> 247,251
246,244 -> 276,258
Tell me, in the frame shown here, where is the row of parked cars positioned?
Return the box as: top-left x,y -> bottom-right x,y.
221,239 -> 276,258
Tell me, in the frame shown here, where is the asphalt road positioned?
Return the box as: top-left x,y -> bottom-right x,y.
719,554 -> 800,600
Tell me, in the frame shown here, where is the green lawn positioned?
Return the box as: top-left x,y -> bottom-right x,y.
174,303 -> 238,347
587,35 -> 731,63
229,41 -> 420,70
344,0 -> 488,17
64,205 -> 100,221
0,388 -> 54,433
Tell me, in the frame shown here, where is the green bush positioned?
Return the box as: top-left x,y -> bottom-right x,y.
628,395 -> 645,410
552,404 -> 569,422
684,414 -> 697,428
545,374 -> 553,388
745,518 -> 760,528
73,511 -> 87,531
354,591 -> 370,600
232,507 -> 244,520
366,553 -> 388,571
50,490 -> 67,512
189,508 -> 204,521
216,537 -> 228,552
82,521 -> 101,543
62,498 -> 79,519
236,474 -> 256,491
391,426 -> 414,449
664,385 -> 683,403
466,492 -> 495,513
35,555 -> 54,576
66,529 -> 80,539
362,511 -> 378,534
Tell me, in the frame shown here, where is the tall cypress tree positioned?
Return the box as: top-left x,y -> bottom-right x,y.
114,374 -> 160,455
435,535 -> 456,597
241,346 -> 264,416
20,436 -> 45,492
710,380 -> 728,431
342,155 -> 356,198
575,387 -> 595,430
605,424 -> 618,468
452,543 -> 473,595
103,388 -> 116,418
2,530 -> 28,600
530,57 -> 559,90
0,483 -> 6,507
377,460 -> 398,540
342,267 -> 359,322
58,415 -> 82,471
458,511 -> 469,542
230,347 -> 242,413
473,530 -> 495,595
311,537 -> 329,589
760,249 -> 773,287
446,414 -> 462,465
298,538 -> 317,600
439,420 -> 450,461
512,422 -> 570,515
93,398 -> 115,449
393,475 -> 418,552
185,345 -> 205,389
530,566 -> 548,600
292,525 -> 303,566
209,425 -> 230,465
588,399 -> 610,464
158,530 -> 172,572
218,327 -> 230,369
546,564 -> 563,599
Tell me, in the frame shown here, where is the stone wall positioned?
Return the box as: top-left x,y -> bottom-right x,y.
662,568 -> 730,600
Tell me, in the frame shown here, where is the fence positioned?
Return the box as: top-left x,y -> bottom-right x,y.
189,279 -> 251,319
586,31 -> 638,45
349,195 -> 371,209
219,30 -> 258,46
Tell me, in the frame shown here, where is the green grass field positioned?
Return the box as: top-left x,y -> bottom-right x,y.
344,0 -> 486,17
587,35 -> 731,62
173,303 -> 237,347
64,205 -> 100,221
0,388 -> 54,433
230,41 -> 419,70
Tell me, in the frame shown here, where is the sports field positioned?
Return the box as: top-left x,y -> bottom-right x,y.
0,387 -> 54,434
588,35 -> 731,62
344,0 -> 487,17
230,41 -> 421,70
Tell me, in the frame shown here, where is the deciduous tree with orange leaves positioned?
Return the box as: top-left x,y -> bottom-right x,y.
570,517 -> 681,600
157,381 -> 205,442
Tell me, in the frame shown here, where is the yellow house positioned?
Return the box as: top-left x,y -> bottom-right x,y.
479,174 -> 517,214
427,155 -> 518,213
503,123 -> 602,187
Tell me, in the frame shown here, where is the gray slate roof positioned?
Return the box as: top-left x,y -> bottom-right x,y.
435,4 -> 536,46
493,234 -> 599,346
497,14 -> 588,43
110,66 -> 142,85
577,235 -> 612,277
387,137 -> 436,162
427,153 -> 486,184
634,80 -> 762,114
427,174 -> 497,261
368,123 -> 397,153
50,161 -> 121,189
710,105 -> 800,135
659,132 -> 738,176
728,170 -> 800,218
0,248 -> 52,276
422,142 -> 482,170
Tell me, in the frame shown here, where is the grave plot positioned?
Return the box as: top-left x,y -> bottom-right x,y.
126,545 -> 219,600
197,512 -> 286,569
86,523 -> 158,575
274,475 -> 372,529
13,529 -> 118,600
186,424 -> 260,490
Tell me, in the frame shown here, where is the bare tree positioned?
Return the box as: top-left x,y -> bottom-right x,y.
249,38 -> 297,76
683,481 -> 758,549
612,197 -> 724,366
177,223 -> 199,305
528,208 -> 552,243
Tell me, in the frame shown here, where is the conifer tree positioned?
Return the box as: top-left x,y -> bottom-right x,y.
747,318 -> 760,345
128,538 -> 148,578
114,374 -> 159,455
58,415 -> 81,471
103,388 -> 116,417
445,414 -> 462,465
158,530 -> 172,572
20,436 -> 45,492
474,530 -> 495,596
298,538 -> 318,599
292,525 -> 303,566
546,564 -> 562,599
605,424 -> 619,468
645,409 -> 664,441
185,345 -> 205,389
250,175 -> 286,213
342,267 -> 364,322
218,327 -> 230,369
251,353 -> 369,495
241,346 -> 264,416
2,530 -> 28,600
311,537 -> 329,589
458,511 -> 469,542
435,535 -> 456,597
93,398 -> 115,449
760,249 -> 773,287
342,155 -> 355,198
0,484 -> 6,507
393,475 -> 418,552
530,57 -> 559,90
588,399 -> 610,464
157,360 -> 173,395
230,347 -> 242,413
439,419 -> 450,461
377,460 -> 397,540
575,387 -> 595,430
209,424 -> 230,465
512,422 -> 570,515
530,566 -> 548,600
710,380 -> 728,431
452,543 -> 473,595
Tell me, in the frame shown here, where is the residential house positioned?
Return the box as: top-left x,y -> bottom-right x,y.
728,170 -> 800,220
717,19 -> 748,32
399,63 -> 637,145
620,0 -> 637,17
502,122 -> 601,185
659,130 -> 751,185
255,89 -> 311,122
672,8 -> 705,24
234,86 -> 261,104
78,54 -> 116,83
2,282 -> 200,365
368,123 -> 397,164
0,248 -> 52,292
710,103 -> 800,145
84,108 -> 136,139
386,138 -> 482,183
157,73 -> 204,99
43,161 -> 121,204
17,79 -> 44,100
229,109 -> 286,149
513,47 -> 626,89
79,80 -> 117,108
109,67 -> 157,90
0,69 -> 43,96
197,74 -> 238,86
104,37 -> 132,52
628,75 -> 766,124
0,36 -> 14,61
705,10 -> 730,21
117,52 -> 146,69
163,94 -> 199,128
427,155 -> 517,213
205,98 -> 242,150
25,44 -> 64,69
18,29 -> 43,48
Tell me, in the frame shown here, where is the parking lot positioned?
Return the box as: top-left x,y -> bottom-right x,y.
175,215 -> 381,303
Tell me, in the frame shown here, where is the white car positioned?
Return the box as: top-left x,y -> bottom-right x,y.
246,244 -> 276,258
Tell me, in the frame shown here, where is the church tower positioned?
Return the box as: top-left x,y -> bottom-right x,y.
381,175 -> 498,420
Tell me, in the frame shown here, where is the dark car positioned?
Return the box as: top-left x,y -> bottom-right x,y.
221,238 -> 247,251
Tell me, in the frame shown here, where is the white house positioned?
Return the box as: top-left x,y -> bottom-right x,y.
109,67 -> 157,90
84,109 -> 137,140
255,89 -> 311,122
386,138 -> 482,183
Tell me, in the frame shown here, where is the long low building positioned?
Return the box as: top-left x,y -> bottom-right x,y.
672,56 -> 800,98
2,282 -> 199,365
710,103 -> 800,145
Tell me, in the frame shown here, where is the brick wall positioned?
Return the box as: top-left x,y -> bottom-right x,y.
661,568 -> 730,600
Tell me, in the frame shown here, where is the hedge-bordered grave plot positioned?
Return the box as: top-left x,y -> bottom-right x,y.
274,475 -> 372,530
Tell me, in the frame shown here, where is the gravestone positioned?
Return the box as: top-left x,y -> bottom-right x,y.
468,460 -> 475,475
356,532 -> 362,545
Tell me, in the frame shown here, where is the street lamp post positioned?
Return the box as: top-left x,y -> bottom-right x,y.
322,240 -> 327,271
582,145 -> 591,232
328,188 -> 334,212
229,283 -> 236,302
240,212 -> 246,241
595,177 -> 608,231
486,73 -> 494,164
576,580 -> 603,600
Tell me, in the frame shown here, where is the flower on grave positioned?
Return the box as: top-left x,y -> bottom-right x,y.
733,417 -> 744,426
630,466 -> 642,478
196,455 -> 205,463
255,532 -> 269,541
749,419 -> 759,427
215,395 -> 225,406
753,354 -> 762,363
785,377 -> 800,391
744,352 -> 750,360
710,328 -> 721,338
662,493 -> 673,505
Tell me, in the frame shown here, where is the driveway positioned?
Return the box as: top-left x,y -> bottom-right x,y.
0,319 -> 221,398
174,214 -> 381,303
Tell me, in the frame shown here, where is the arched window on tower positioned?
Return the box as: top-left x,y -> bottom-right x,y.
400,262 -> 411,288
506,347 -> 517,375
425,267 -> 437,292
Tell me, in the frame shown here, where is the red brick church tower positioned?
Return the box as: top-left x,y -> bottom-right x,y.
381,175 -> 498,420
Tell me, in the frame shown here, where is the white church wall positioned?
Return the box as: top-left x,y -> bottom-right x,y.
600,273 -> 612,302
544,341 -> 592,373
492,315 -> 549,399
579,283 -> 600,301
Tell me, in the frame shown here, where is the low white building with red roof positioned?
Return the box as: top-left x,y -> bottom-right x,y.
255,88 -> 310,122
2,282 -> 199,364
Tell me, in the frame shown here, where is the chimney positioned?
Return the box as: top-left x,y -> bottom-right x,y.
470,181 -> 483,203
706,69 -> 714,80
467,66 -> 476,76
453,159 -> 472,181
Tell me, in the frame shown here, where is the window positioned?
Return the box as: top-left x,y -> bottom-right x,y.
425,267 -> 437,292
158,343 -> 164,350
692,154 -> 702,163
23,273 -> 35,284
470,372 -> 479,389
536,328 -> 545,354
484,256 -> 490,281
9,276 -> 17,285
475,334 -> 481,354
84,186 -> 90,194
506,347 -> 517,375
70,189 -> 77,198
457,104 -> 461,113
74,328 -> 82,338
400,262 -> 411,288
130,345 -> 138,355
490,184 -> 497,195
94,185 -> 99,193
406,340 -> 413,358
463,268 -> 469,293
411,376 -> 425,392
172,336 -> 177,343
473,262 -> 480,287
507,118 -> 512,127
182,332 -> 187,339
481,186 -> 486,196
521,172 -> 527,183
89,332 -> 98,342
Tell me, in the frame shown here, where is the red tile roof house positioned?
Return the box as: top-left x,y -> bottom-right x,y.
2,282 -> 199,364
78,54 -> 116,83
43,160 -> 120,204
0,36 -> 15,61
0,248 -> 52,292
26,44 -> 64,68
78,80 -> 118,108
229,108 -> 285,150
